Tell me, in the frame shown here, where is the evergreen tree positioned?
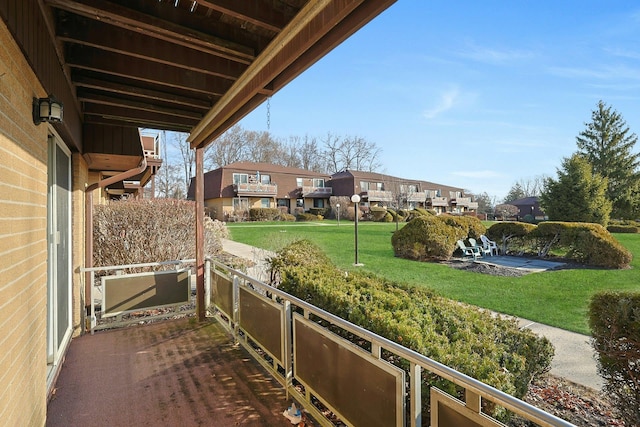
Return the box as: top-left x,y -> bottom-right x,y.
503,182 -> 525,203
539,154 -> 612,226
576,101 -> 640,218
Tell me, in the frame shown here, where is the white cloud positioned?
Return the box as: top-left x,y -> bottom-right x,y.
423,87 -> 460,119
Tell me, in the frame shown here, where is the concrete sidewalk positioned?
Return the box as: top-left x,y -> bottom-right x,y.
221,239 -> 602,391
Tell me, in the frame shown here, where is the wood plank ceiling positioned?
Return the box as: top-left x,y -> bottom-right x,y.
43,0 -> 396,151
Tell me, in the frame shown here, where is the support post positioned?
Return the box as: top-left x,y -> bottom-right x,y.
195,147 -> 205,321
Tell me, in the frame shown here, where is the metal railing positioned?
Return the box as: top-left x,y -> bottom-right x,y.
81,259 -> 199,333
82,257 -> 575,426
207,258 -> 576,427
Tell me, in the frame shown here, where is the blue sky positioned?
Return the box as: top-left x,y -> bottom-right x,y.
236,1 -> 640,201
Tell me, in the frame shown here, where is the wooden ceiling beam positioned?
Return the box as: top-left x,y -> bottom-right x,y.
192,0 -> 289,33
66,45 -> 232,96
83,104 -> 200,129
46,0 -> 255,63
77,88 -> 204,120
84,116 -> 192,133
73,74 -> 213,110
57,17 -> 246,80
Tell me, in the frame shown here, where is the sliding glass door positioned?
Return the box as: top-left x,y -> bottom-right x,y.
47,134 -> 72,373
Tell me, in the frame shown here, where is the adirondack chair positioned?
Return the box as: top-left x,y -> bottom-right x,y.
480,235 -> 499,256
456,239 -> 482,260
469,237 -> 491,257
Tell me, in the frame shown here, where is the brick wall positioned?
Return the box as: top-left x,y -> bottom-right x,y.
0,19 -> 51,426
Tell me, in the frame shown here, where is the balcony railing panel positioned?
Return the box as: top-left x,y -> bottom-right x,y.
427,196 -> 449,207
207,259 -> 575,427
235,182 -> 278,196
366,189 -> 394,202
301,186 -> 332,197
454,196 -> 472,207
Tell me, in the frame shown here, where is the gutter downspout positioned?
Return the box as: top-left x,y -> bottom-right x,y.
83,147 -> 147,332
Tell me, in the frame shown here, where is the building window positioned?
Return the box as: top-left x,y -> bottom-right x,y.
296,178 -> 303,187
233,197 -> 249,212
313,199 -> 324,208
375,182 -> 383,190
233,173 -> 248,185
360,181 -> 369,191
296,198 -> 304,208
261,198 -> 270,208
313,178 -> 325,187
260,174 -> 270,184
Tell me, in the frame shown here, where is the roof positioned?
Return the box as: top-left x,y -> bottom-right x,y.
509,196 -> 539,206
221,162 -> 331,178
29,0 -> 396,156
331,169 -> 465,192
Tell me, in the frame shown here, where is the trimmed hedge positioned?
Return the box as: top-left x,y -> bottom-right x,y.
607,225 -> 640,233
249,208 -> 280,221
296,212 -> 323,221
270,240 -> 553,411
391,215 -> 486,261
589,292 -> 640,425
487,221 -> 632,269
534,222 -> 631,269
370,206 -> 388,222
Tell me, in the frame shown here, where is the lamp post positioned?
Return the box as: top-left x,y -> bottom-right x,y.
351,194 -> 363,266
336,203 -> 340,226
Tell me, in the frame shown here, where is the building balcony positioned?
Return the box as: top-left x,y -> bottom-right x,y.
234,182 -> 278,196
55,258 -> 576,427
301,186 -> 332,197
365,189 -> 394,202
452,196 -> 472,207
406,192 -> 426,203
426,196 -> 449,207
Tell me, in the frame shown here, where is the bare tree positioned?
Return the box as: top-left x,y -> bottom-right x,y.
169,132 -> 194,197
321,133 -> 382,173
205,125 -> 248,169
321,132 -> 343,173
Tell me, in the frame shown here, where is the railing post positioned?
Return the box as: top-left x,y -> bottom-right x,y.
232,275 -> 240,341
284,300 -> 292,399
204,259 -> 211,313
410,362 -> 422,427
466,389 -> 481,413
90,271 -> 95,335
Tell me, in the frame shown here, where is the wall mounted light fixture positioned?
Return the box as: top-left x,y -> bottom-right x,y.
33,95 -> 63,125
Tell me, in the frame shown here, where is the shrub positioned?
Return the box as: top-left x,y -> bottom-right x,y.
590,292 -> 640,425
249,207 -> 280,221
296,212 -> 322,222
534,222 -> 631,268
270,240 -> 553,416
93,198 -> 228,267
441,215 -> 486,239
370,206 -> 388,222
382,212 -> 394,222
344,206 -> 362,221
607,225 -> 639,233
277,213 -> 296,222
391,216 -> 468,260
486,222 -> 537,255
309,207 -> 330,217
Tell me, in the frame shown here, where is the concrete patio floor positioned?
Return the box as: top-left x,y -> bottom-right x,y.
476,255 -> 567,272
46,318 -> 292,427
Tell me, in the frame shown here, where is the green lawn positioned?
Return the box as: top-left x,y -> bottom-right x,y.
227,221 -> 640,334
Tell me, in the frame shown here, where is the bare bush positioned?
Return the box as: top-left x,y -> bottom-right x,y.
93,198 -> 228,267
